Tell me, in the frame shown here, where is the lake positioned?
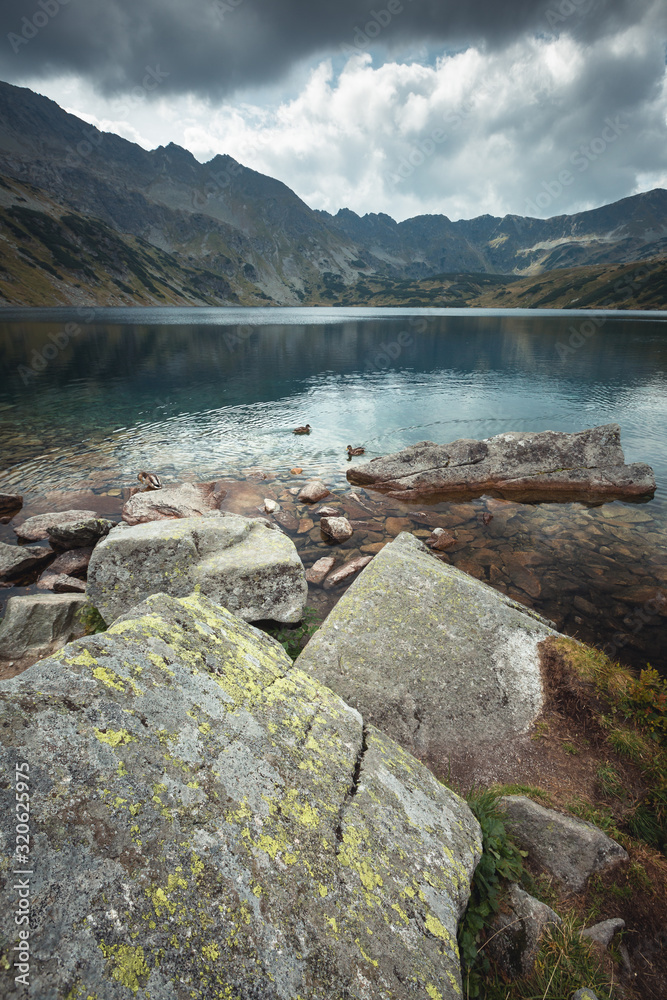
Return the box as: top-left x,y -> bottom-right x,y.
0,306 -> 665,670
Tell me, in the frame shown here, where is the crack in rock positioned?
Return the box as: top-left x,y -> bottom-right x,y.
334,723 -> 368,849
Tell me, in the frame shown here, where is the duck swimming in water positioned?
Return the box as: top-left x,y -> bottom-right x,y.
293,424 -> 311,435
137,471 -> 163,490
346,445 -> 365,458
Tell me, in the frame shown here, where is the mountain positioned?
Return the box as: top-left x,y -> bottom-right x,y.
0,80 -> 666,307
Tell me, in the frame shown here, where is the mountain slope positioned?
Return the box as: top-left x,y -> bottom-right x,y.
0,80 -> 666,307
315,256 -> 667,310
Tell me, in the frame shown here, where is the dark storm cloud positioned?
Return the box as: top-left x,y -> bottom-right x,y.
0,0 -> 661,98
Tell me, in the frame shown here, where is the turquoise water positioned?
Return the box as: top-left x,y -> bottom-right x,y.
0,307 -> 665,669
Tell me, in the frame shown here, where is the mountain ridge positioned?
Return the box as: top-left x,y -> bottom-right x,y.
0,80 -> 666,306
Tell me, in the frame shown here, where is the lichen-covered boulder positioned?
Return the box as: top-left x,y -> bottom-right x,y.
0,593 -> 482,999
87,512 -> 308,624
296,532 -> 558,772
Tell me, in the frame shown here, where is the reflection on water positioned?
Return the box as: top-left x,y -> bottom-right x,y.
0,307 -> 665,671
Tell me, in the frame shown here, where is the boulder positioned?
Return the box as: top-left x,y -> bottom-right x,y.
486,884 -> 561,977
263,498 -> 280,513
321,515 -> 354,543
323,555 -> 373,590
499,796 -> 628,891
48,545 -> 95,577
0,540 -> 52,583
0,593 -> 88,670
317,505 -> 341,517
122,481 -> 227,525
296,533 -> 556,767
46,517 -> 115,549
306,555 -> 336,585
0,492 -> 22,516
14,509 -> 97,541
347,424 -> 656,502
0,592 -> 483,1000
87,512 -> 308,624
298,480 -> 331,503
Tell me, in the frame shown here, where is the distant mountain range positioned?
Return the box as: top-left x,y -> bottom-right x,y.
0,80 -> 666,308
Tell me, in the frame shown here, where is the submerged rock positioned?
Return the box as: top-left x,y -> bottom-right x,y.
296,532 -> 557,768
87,512 -> 308,624
428,527 -> 457,551
0,593 -> 88,671
297,480 -> 330,503
122,481 -> 228,525
323,555 -> 373,589
0,492 -> 22,516
320,515 -> 354,543
14,509 -> 97,542
0,592 -> 482,999
305,554 -> 336,584
499,795 -> 629,891
347,424 -> 656,502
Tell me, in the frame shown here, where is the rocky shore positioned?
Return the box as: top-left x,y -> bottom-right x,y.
0,428 -> 665,998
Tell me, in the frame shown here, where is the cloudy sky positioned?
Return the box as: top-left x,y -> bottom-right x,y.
1,0 -> 666,221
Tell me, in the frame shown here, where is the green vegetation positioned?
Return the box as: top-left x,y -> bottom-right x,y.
80,605 -> 108,635
553,638 -> 667,853
457,790 -> 525,998
262,606 -> 321,660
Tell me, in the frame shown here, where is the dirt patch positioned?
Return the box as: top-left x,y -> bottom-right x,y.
437,636 -> 667,1000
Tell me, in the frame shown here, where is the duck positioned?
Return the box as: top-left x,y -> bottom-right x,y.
346,445 -> 365,458
137,470 -> 163,490
293,424 -> 311,435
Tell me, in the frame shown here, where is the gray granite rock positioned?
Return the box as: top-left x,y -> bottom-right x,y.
14,509 -> 97,541
487,883 -> 561,977
52,574 -> 87,594
0,592 -> 88,665
0,540 -> 52,582
122,481 -> 227,525
296,532 -> 558,766
348,424 -> 655,502
572,990 -> 600,1000
47,517 -> 115,549
499,796 -> 629,891
580,917 -> 625,948
0,592 -> 483,999
87,512 -> 308,625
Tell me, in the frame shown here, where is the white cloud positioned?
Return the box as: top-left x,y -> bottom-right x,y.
20,14 -> 667,222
